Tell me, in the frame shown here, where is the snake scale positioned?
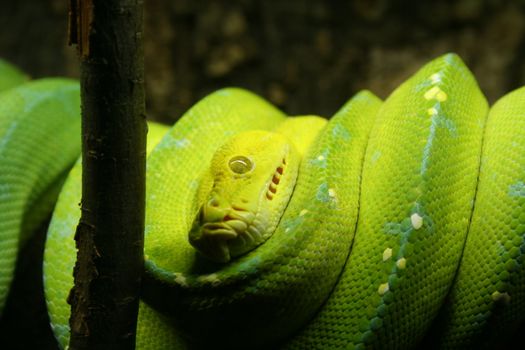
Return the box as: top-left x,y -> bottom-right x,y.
0,53 -> 524,349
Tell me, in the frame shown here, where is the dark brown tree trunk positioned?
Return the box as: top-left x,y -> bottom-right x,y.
67,1 -> 146,349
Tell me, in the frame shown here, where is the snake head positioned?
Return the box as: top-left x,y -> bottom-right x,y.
189,130 -> 300,263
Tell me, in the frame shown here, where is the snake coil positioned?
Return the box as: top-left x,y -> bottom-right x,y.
1,54 -> 524,349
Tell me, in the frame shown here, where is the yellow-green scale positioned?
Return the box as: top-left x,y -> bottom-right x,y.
0,80 -> 80,314
286,54 -> 488,349
284,89 -> 382,349
428,86 -> 525,348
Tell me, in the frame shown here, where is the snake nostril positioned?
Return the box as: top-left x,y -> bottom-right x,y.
223,214 -> 234,221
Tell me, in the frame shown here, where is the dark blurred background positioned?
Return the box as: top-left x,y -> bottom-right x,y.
1,0 -> 525,124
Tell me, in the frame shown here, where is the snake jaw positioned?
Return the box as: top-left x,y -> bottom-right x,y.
189,200 -> 262,263
189,221 -> 235,263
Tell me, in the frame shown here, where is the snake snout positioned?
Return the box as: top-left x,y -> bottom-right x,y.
201,197 -> 229,222
189,195 -> 262,263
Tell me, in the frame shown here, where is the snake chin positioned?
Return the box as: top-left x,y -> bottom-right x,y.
189,203 -> 266,263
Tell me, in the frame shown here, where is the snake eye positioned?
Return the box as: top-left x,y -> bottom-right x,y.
228,156 -> 253,174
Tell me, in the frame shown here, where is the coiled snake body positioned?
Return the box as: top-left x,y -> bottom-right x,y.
1,54 -> 524,349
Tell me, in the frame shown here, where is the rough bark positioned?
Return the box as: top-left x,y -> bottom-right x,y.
67,1 -> 146,349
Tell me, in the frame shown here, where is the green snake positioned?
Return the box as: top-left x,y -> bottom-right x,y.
1,53 -> 524,349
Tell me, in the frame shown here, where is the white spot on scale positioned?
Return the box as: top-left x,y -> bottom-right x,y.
427,107 -> 438,116
424,86 -> 447,102
396,258 -> 407,269
429,73 -> 442,84
382,248 -> 392,261
328,188 -> 336,198
411,213 -> 423,230
378,283 -> 389,296
299,209 -> 308,216
285,227 -> 290,233
310,151 -> 328,169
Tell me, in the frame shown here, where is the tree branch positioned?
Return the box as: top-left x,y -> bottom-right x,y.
68,0 -> 146,349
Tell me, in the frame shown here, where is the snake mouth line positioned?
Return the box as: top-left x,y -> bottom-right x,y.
192,205 -> 264,262
201,211 -> 263,244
